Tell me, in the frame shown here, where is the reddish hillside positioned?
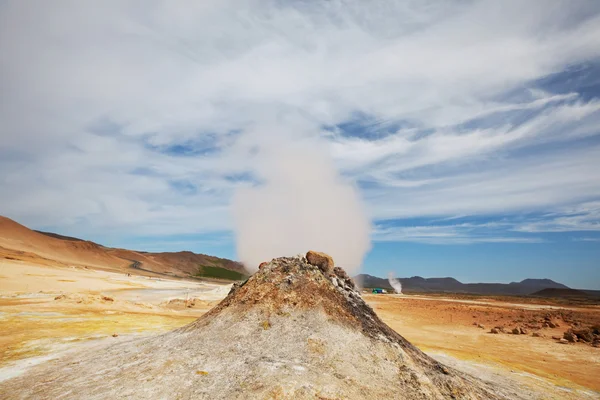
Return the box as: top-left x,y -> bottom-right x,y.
0,216 -> 129,270
0,215 -> 247,280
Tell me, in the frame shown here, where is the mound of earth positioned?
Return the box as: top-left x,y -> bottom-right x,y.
0,253 -> 521,399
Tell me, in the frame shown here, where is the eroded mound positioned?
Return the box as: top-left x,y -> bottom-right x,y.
0,254 -> 521,399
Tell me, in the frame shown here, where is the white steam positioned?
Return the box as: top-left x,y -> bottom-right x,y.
232,126 -> 371,274
388,272 -> 403,294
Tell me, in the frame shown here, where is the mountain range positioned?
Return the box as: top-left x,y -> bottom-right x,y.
354,274 -> 598,297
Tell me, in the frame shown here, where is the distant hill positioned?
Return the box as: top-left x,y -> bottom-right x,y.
354,273 -> 571,296
532,288 -> 590,298
0,215 -> 248,281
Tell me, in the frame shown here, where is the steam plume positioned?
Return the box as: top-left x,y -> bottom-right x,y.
388,272 -> 403,294
232,126 -> 371,274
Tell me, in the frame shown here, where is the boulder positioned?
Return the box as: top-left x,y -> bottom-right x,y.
572,328 -> 593,343
519,327 -> 528,335
563,330 -> 576,343
306,251 -> 334,274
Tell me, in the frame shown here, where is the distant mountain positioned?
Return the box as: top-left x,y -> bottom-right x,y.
532,288 -> 589,298
0,215 -> 248,281
354,273 -> 571,296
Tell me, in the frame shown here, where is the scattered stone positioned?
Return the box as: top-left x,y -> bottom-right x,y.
572,328 -> 593,343
306,251 -> 334,274
519,327 -> 528,335
563,330 -> 576,343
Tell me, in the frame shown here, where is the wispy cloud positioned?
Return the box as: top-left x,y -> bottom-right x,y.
515,202 -> 600,233
373,222 -> 545,244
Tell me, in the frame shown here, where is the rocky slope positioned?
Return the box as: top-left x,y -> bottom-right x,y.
0,253 -> 522,399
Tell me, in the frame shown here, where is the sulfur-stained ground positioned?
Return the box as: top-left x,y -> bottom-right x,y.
1,258 -> 599,398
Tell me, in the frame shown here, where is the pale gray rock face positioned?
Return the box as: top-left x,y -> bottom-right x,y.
0,256 -> 523,399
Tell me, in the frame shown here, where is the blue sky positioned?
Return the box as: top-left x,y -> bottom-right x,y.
1,1 -> 599,288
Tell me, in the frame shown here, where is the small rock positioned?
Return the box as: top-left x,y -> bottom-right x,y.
101,296 -> 114,302
306,251 -> 334,274
532,332 -> 542,337
551,335 -> 561,340
563,330 -> 576,343
112,333 -> 118,337
519,327 -> 528,335
258,262 -> 268,270
559,338 -> 569,344
572,328 -> 593,343
490,328 -> 499,334
477,324 -> 485,329
512,328 -> 520,335
547,321 -> 556,328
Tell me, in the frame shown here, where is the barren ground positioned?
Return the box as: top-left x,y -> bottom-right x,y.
1,258 -> 599,398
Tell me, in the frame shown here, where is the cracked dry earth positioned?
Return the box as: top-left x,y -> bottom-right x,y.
1,255 -> 531,399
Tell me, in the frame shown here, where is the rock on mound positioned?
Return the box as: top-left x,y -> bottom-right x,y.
0,254 -> 518,399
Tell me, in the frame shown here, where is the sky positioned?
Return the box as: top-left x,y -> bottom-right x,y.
1,1 -> 599,288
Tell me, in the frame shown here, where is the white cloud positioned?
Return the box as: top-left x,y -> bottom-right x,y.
0,1 -> 599,249
515,202 -> 600,233
373,223 -> 544,244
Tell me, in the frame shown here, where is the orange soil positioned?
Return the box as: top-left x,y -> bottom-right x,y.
365,294 -> 600,392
